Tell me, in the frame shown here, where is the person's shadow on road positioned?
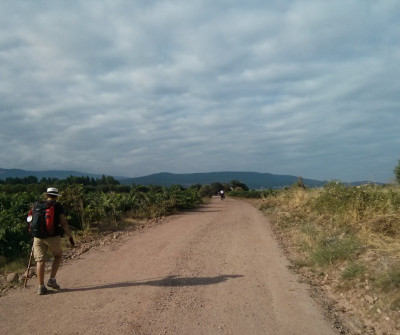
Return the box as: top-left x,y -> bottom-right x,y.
60,274 -> 243,293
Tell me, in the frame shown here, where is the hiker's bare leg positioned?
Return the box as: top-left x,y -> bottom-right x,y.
50,255 -> 62,278
37,261 -> 45,286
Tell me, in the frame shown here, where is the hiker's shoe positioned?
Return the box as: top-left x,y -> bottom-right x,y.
38,285 -> 48,295
47,278 -> 61,290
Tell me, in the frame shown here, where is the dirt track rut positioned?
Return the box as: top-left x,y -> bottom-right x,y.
0,197 -> 339,334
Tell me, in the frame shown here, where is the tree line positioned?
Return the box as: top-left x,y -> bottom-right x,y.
0,175 -> 120,186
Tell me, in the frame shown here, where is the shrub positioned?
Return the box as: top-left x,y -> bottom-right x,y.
341,262 -> 365,280
311,235 -> 360,266
377,266 -> 400,291
0,192 -> 39,260
229,190 -> 262,198
229,189 -> 277,199
199,185 -> 213,198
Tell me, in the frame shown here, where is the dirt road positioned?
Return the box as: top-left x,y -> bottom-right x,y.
0,197 -> 339,334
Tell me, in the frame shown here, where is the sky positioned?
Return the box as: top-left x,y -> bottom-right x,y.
0,1 -> 399,183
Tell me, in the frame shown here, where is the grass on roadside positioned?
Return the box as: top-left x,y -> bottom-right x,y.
259,182 -> 400,316
311,235 -> 360,267
341,262 -> 366,280
0,256 -> 27,275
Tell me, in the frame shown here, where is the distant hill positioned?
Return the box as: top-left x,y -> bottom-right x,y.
119,172 -> 326,189
1,168 -> 378,189
0,168 -> 324,188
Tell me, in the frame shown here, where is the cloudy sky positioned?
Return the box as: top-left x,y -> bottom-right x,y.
1,1 -> 399,182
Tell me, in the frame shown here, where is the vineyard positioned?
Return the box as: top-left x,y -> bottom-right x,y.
0,178 -> 203,268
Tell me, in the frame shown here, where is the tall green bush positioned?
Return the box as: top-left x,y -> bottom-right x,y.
0,184 -> 203,263
394,160 -> 400,184
0,192 -> 39,260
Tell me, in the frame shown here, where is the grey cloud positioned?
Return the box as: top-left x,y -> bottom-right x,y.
0,1 -> 399,182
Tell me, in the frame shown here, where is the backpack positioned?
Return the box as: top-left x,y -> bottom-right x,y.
27,201 -> 59,238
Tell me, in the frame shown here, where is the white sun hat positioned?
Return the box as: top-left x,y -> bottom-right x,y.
46,187 -> 60,196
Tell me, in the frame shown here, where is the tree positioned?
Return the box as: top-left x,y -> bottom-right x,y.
189,184 -> 202,191
230,180 -> 249,191
199,185 -> 213,198
222,183 -> 231,192
211,182 -> 224,195
394,160 -> 400,184
294,176 -> 306,189
60,185 -> 85,229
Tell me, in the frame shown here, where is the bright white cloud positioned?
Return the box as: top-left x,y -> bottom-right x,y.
0,0 -> 399,182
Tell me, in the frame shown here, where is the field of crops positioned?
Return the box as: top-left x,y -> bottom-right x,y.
0,183 -> 203,268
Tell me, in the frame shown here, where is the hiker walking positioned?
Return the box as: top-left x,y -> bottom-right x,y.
29,187 -> 75,295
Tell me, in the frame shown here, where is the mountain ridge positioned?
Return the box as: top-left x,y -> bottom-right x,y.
0,168 -> 325,189
0,168 -> 376,189
120,171 -> 326,189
